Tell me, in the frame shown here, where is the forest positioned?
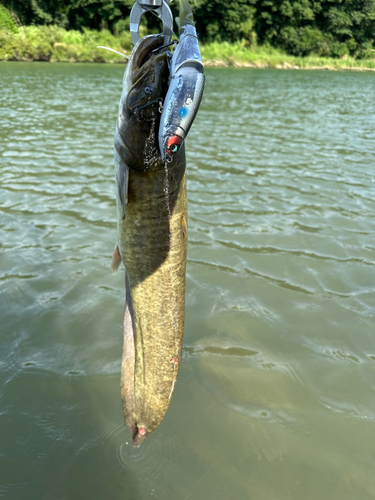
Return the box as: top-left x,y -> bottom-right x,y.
1,0 -> 375,58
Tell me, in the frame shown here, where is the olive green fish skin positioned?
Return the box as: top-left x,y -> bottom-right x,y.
114,35 -> 187,447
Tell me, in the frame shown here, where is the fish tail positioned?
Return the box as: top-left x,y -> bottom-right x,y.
132,428 -> 149,448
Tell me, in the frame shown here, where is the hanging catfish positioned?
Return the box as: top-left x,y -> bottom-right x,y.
113,0 -> 204,447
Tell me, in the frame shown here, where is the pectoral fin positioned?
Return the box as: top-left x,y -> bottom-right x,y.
115,151 -> 129,220
111,244 -> 122,273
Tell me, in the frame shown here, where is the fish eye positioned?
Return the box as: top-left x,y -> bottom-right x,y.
170,144 -> 179,154
144,85 -> 153,95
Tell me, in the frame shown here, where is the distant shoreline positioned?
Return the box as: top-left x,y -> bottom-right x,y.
203,59 -> 375,71
2,58 -> 375,72
1,26 -> 375,72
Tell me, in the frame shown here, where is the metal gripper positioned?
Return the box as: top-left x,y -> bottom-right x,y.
129,0 -> 173,45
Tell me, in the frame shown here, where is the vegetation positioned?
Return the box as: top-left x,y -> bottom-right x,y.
202,40 -> 375,69
0,24 -> 132,61
1,0 -> 375,59
1,23 -> 375,69
0,3 -> 18,32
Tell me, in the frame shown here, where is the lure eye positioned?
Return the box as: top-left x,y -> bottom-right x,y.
166,135 -> 182,156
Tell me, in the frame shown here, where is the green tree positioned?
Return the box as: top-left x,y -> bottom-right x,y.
66,0 -> 132,31
0,3 -> 19,32
189,0 -> 256,42
2,0 -> 374,58
318,0 -> 375,56
2,0 -> 69,26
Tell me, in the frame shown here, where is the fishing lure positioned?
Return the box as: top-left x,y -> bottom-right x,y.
158,0 -> 205,160
129,0 -> 205,161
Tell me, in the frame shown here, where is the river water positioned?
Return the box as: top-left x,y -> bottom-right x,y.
1,62 -> 375,500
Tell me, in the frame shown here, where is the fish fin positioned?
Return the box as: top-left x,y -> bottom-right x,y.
181,214 -> 187,237
115,151 -> 129,220
111,244 -> 122,273
121,271 -> 137,440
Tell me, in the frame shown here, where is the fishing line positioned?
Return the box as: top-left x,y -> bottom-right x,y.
147,7 -> 179,42
97,46 -> 129,59
151,39 -> 178,53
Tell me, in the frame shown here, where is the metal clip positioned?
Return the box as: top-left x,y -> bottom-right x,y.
129,0 -> 173,45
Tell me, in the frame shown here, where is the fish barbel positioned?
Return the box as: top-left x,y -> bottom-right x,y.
112,34 -> 188,447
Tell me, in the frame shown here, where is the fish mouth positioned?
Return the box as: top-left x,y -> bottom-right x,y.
127,34 -> 165,108
132,34 -> 164,74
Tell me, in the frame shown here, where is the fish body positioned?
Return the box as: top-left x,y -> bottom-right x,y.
113,34 -> 188,447
158,0 -> 205,160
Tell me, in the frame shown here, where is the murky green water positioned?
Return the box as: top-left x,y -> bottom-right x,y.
1,62 -> 375,499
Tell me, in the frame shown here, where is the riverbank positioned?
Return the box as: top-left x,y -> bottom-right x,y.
203,42 -> 375,71
1,26 -> 375,71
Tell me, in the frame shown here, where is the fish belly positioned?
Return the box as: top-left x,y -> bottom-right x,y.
118,161 -> 187,446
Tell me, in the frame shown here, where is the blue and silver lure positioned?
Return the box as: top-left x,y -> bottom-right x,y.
158,0 -> 205,160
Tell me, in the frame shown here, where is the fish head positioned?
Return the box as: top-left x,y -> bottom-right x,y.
115,34 -> 171,171
126,34 -> 169,120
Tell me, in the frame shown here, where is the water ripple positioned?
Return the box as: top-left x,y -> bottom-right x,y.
1,63 -> 375,500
